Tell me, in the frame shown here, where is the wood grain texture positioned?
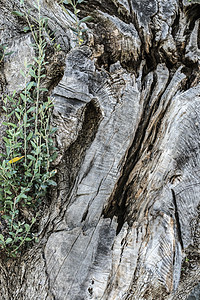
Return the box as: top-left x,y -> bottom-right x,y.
0,0 -> 200,299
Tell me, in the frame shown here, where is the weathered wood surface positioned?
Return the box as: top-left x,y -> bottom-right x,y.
0,0 -> 200,299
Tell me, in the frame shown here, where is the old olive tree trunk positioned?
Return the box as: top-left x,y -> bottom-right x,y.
0,0 -> 200,299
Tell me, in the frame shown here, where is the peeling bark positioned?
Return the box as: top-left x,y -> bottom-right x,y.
0,0 -> 200,299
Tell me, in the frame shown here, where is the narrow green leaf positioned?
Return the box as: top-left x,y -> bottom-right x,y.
25,237 -> 32,241
3,136 -> 9,143
5,51 -> 14,56
15,111 -> 21,121
2,215 -> 10,221
29,69 -> 37,78
6,238 -> 13,244
32,217 -> 36,223
63,0 -> 71,4
26,81 -> 35,91
30,140 -> 37,148
20,93 -> 26,102
50,127 -> 57,134
27,131 -> 33,140
47,180 -> 57,186
78,16 -> 93,25
12,11 -> 24,17
38,88 -> 48,92
27,161 -> 33,168
27,154 -> 36,161
8,232 -> 15,237
2,122 -> 17,128
24,224 -> 30,232
24,171 -> 32,177
35,146 -> 41,155
0,234 -> 5,241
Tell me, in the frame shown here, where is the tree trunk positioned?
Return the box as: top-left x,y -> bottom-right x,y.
0,0 -> 200,299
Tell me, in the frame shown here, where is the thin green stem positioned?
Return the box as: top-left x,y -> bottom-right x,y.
24,60 -> 28,165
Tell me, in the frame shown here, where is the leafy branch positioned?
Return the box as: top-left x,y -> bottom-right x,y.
60,0 -> 93,45
0,0 -> 91,258
0,0 -> 57,257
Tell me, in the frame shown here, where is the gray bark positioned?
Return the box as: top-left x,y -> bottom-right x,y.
0,0 -> 200,299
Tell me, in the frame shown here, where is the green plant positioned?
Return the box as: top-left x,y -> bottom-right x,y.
185,257 -> 190,262
0,0 -> 90,258
60,0 -> 92,45
0,0 -> 57,257
0,44 -> 14,64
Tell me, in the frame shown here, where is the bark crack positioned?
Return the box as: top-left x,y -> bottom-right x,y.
171,189 -> 184,250
42,250 -> 56,300
103,67 -> 171,233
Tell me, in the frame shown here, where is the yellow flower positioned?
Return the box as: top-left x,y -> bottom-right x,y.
8,156 -> 25,164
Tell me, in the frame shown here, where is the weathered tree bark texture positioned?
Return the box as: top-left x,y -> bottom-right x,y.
0,0 -> 200,299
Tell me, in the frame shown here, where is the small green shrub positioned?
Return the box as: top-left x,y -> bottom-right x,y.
0,0 -> 91,258
0,0 -> 57,257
